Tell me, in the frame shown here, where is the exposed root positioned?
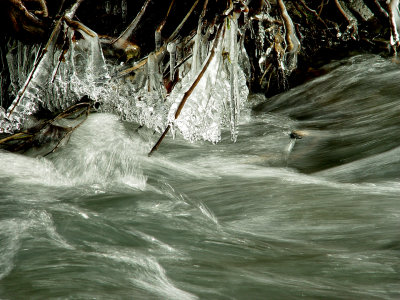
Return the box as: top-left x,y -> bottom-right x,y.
334,0 -> 358,40
388,0 -> 400,52
277,0 -> 300,72
374,0 -> 389,18
298,0 -> 328,28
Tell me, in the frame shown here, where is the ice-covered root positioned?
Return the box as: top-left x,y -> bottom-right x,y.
277,0 -> 301,73
388,0 -> 400,53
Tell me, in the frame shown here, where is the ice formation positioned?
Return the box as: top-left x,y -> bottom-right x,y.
2,20 -> 109,133
101,16 -> 249,144
1,1 -> 305,147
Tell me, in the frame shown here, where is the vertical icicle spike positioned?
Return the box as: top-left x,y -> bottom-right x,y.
167,42 -> 176,81
155,30 -> 162,51
121,0 -> 128,22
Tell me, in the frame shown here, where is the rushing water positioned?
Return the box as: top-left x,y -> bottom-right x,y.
0,55 -> 399,299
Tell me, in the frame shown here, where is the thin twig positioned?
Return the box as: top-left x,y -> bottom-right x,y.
157,0 -> 176,33
167,0 -> 201,44
374,0 -> 389,18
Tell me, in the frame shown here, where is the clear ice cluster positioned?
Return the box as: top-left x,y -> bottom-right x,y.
1,22 -> 109,133
1,15 -> 250,144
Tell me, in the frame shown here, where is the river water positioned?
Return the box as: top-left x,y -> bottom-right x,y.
0,55 -> 399,299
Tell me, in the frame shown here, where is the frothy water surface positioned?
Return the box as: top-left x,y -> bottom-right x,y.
0,55 -> 399,299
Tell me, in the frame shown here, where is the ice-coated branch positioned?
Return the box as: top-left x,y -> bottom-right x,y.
224,0 -> 233,16
7,18 -> 63,117
118,0 -> 200,78
155,0 -> 176,51
65,0 -> 85,19
277,0 -> 299,53
148,23 -> 225,156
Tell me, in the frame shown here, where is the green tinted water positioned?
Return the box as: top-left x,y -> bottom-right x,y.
0,55 -> 399,299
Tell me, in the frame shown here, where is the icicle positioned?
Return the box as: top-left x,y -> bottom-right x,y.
105,1 -> 112,14
191,23 -> 203,78
155,30 -> 162,51
121,0 -> 128,22
147,52 -> 165,99
5,20 -> 109,132
201,28 -> 211,63
113,4 -> 120,16
167,42 -> 176,81
228,14 -> 241,142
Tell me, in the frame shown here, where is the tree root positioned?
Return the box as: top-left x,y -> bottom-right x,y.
298,0 -> 328,28
334,0 -> 358,40
388,0 -> 400,52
